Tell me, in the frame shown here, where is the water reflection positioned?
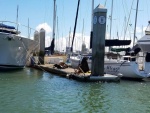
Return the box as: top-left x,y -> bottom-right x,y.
41,72 -> 54,81
79,83 -> 110,113
1,67 -> 150,112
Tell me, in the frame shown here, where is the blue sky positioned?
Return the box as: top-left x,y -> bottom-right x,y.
0,0 -> 150,51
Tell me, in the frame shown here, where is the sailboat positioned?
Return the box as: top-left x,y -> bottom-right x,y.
70,0 -> 150,79
133,21 -> 150,74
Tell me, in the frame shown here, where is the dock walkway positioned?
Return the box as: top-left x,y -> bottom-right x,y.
30,64 -> 120,82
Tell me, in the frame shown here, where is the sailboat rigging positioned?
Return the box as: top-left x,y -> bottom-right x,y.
133,0 -> 139,47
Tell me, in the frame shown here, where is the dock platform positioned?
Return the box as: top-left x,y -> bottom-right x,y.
30,64 -> 120,82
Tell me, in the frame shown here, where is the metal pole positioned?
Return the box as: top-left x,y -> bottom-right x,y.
133,0 -> 139,46
91,0 -> 94,32
71,0 -> 80,52
90,0 -> 94,48
109,0 -> 113,40
53,0 -> 56,40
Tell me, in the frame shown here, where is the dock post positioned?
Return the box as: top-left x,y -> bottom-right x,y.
34,30 -> 40,53
39,28 -> 45,64
91,4 -> 107,76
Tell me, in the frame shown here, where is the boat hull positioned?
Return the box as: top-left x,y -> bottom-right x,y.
137,35 -> 150,52
0,32 -> 36,70
70,57 -> 149,79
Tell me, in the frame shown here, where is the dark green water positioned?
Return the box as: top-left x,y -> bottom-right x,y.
0,67 -> 150,113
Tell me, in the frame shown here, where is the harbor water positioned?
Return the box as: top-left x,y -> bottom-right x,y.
0,67 -> 150,113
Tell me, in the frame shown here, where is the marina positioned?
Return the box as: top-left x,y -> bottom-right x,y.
1,0 -> 150,112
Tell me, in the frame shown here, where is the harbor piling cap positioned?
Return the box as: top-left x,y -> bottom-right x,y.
40,28 -> 45,32
94,4 -> 107,13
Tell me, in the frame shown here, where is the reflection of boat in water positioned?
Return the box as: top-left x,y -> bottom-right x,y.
0,21 -> 38,70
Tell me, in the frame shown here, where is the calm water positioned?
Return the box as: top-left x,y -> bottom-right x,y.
0,68 -> 150,113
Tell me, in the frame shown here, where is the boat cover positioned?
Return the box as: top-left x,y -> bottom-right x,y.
105,39 -> 131,46
111,48 -> 129,52
0,23 -> 15,29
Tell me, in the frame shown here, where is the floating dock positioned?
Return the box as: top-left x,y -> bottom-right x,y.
30,64 -> 120,82
69,74 -> 120,82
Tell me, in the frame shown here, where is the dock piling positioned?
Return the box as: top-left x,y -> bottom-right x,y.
91,4 -> 107,76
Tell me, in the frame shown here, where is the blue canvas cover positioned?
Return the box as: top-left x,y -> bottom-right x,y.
0,23 -> 15,29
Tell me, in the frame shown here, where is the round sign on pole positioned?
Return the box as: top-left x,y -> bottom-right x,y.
98,16 -> 106,24
93,16 -> 97,24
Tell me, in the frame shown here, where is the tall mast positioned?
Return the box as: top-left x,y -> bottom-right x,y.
53,0 -> 56,40
71,0 -> 80,52
91,0 -> 94,32
28,18 -> 30,38
133,0 -> 139,46
109,0 -> 113,40
69,27 -> 71,47
90,0 -> 94,48
56,16 -> 59,50
82,19 -> 84,43
124,16 -> 126,40
50,0 -> 56,55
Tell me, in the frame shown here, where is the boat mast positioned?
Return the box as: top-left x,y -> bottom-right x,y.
56,16 -> 59,50
133,0 -> 139,46
50,0 -> 56,55
124,0 -> 134,40
91,0 -> 94,33
82,19 -> 84,43
68,27 -> 71,47
124,16 -> 126,40
71,0 -> 80,52
108,0 -> 113,52
90,0 -> 94,48
109,0 -> 113,40
53,0 -> 56,40
28,18 -> 30,38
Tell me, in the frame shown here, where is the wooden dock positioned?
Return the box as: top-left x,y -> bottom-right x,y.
30,64 -> 120,82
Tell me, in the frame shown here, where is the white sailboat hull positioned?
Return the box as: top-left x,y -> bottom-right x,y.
70,57 -> 149,79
